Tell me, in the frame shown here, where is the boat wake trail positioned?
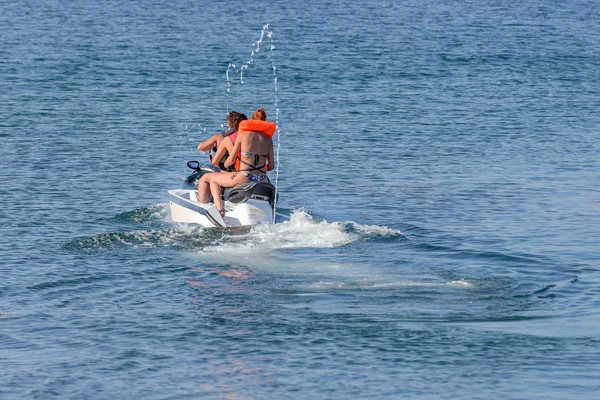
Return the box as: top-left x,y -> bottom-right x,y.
200,211 -> 403,255
63,209 -> 402,254
111,204 -> 169,224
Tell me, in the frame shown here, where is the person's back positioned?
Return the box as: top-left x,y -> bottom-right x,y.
208,107 -> 276,217
236,130 -> 274,177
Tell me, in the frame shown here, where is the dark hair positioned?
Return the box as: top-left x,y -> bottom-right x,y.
227,111 -> 248,131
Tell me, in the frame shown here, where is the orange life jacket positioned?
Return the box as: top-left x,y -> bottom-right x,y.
237,119 -> 277,137
235,120 -> 277,171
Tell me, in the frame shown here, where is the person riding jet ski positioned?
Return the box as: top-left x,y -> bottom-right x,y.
196,111 -> 247,203
205,107 -> 276,217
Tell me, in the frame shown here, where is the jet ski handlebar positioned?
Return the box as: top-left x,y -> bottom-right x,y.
186,161 -> 202,172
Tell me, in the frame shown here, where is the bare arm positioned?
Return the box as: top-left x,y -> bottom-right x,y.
211,139 -> 230,168
197,133 -> 221,152
224,136 -> 243,168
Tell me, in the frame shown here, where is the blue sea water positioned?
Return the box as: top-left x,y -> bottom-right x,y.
1,0 -> 600,398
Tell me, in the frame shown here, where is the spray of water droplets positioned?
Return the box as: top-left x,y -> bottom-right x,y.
225,24 -> 281,220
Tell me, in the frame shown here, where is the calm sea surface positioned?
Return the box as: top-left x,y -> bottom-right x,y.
1,0 -> 599,398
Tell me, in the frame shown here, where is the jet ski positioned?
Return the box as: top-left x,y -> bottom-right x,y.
167,161 -> 278,228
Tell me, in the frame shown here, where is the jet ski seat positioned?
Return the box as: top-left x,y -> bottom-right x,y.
223,182 -> 277,207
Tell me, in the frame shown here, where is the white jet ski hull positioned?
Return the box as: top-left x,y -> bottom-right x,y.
167,188 -> 274,228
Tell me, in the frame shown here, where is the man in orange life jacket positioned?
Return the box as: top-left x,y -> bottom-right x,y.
208,107 -> 275,217
196,111 -> 247,203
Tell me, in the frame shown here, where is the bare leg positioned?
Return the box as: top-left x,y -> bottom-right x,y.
209,172 -> 249,213
197,173 -> 214,203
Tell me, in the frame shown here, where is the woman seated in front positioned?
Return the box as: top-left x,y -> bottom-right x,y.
196,111 -> 247,203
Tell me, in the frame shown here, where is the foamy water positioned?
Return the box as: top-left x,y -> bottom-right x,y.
64,209 -> 402,256
199,211 -> 402,254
